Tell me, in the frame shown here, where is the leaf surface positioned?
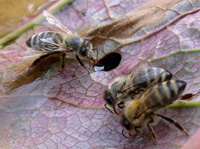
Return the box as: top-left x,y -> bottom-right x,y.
0,0 -> 200,148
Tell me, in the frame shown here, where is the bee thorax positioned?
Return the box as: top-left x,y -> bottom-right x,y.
65,37 -> 83,52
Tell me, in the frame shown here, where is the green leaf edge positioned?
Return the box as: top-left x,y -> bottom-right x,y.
0,0 -> 74,48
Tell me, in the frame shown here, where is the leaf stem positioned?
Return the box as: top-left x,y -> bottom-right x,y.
168,101 -> 200,108
151,49 -> 200,62
0,0 -> 74,48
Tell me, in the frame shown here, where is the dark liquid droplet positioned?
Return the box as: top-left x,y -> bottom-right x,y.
94,52 -> 122,71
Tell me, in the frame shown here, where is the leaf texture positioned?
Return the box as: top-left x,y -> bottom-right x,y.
0,0 -> 200,148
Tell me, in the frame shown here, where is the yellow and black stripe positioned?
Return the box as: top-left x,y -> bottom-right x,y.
150,80 -> 186,107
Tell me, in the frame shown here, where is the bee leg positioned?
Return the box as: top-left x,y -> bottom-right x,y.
128,126 -> 140,143
147,118 -> 157,145
117,101 -> 125,109
128,132 -> 138,143
157,113 -> 189,136
181,91 -> 200,100
113,107 -> 119,115
61,53 -> 66,69
89,59 -> 91,68
76,55 -> 90,73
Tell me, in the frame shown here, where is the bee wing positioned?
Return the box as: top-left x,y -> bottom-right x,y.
125,53 -> 154,75
43,10 -> 74,36
134,89 -> 160,119
119,68 -> 167,94
118,51 -> 164,93
37,38 -> 65,52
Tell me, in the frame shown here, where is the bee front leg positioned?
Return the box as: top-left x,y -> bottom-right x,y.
76,55 -> 90,73
122,129 -> 128,138
117,101 -> 125,109
128,126 -> 140,143
128,132 -> 138,143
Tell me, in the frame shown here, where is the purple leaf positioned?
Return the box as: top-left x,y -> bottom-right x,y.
0,0 -> 200,148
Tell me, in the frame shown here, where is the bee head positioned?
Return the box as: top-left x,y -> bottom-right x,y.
120,114 -> 134,132
103,90 -> 116,107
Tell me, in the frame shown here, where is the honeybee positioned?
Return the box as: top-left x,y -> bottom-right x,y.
120,80 -> 188,143
26,11 -> 96,69
103,67 -> 173,113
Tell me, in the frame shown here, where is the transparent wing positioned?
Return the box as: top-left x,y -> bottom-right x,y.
125,53 -> 154,75
43,10 -> 74,36
119,67 -> 169,95
39,38 -> 66,52
118,53 -> 161,93
134,88 -> 161,119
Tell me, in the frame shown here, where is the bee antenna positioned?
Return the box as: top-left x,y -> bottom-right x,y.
104,104 -> 113,113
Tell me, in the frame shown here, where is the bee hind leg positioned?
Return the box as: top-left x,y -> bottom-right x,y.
147,123 -> 157,144
157,113 -> 189,136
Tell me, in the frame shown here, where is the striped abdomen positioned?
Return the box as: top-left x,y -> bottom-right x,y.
143,80 -> 187,110
26,32 -> 63,51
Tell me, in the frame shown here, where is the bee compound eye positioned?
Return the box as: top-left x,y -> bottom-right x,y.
166,71 -> 173,80
80,46 -> 87,57
106,94 -> 114,105
121,115 -> 133,131
123,119 -> 132,131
